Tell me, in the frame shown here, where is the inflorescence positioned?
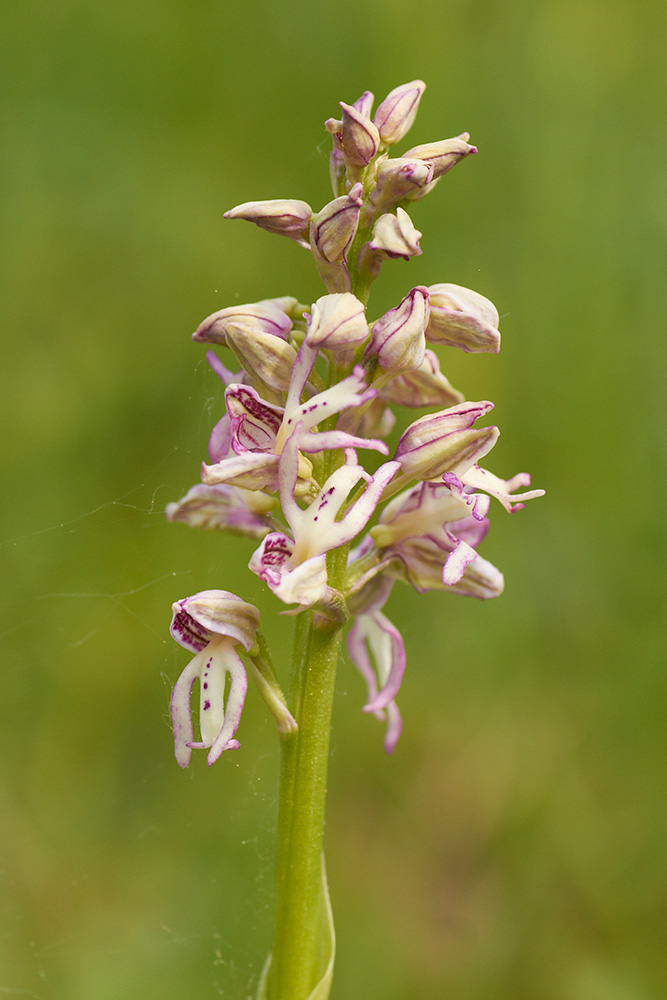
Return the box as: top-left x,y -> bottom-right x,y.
166,81 -> 544,764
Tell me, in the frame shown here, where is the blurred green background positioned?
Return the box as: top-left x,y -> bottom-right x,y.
2,1 -> 665,997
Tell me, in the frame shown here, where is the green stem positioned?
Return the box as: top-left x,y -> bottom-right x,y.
269,612 -> 343,999
348,217 -> 375,305
266,166 -> 378,998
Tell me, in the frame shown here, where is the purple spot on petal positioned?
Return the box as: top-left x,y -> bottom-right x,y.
203,700 -> 211,710
203,682 -> 208,689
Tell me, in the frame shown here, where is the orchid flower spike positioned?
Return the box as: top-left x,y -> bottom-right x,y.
166,78 -> 545,774
170,591 -> 259,767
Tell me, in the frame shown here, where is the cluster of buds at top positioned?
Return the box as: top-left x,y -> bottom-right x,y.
223,80 -> 477,301
166,81 -> 543,762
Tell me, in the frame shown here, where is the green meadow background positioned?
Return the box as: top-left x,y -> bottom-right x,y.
2,1 -> 665,997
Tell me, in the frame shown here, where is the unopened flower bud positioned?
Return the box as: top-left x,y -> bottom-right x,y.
223,199 -> 313,247
426,283 -> 500,353
373,80 -> 426,145
193,301 -> 298,393
366,286 -> 429,375
403,134 -> 477,182
394,402 -> 498,482
193,300 -> 293,345
369,157 -> 434,210
368,207 -> 422,259
306,293 -> 368,349
326,101 -> 380,167
225,327 -> 298,394
310,184 -> 363,263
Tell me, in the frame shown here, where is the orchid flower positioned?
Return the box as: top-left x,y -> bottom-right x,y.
249,424 -> 400,610
387,400 -> 499,496
169,591 -> 259,767
202,336 -> 389,493
390,403 -> 546,514
279,425 -> 400,566
370,479 -> 489,586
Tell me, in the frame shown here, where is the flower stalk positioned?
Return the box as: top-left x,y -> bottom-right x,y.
269,612 -> 343,999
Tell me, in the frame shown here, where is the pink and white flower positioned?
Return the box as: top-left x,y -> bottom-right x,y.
169,591 -> 259,767
202,340 -> 389,494
249,424 -> 400,610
